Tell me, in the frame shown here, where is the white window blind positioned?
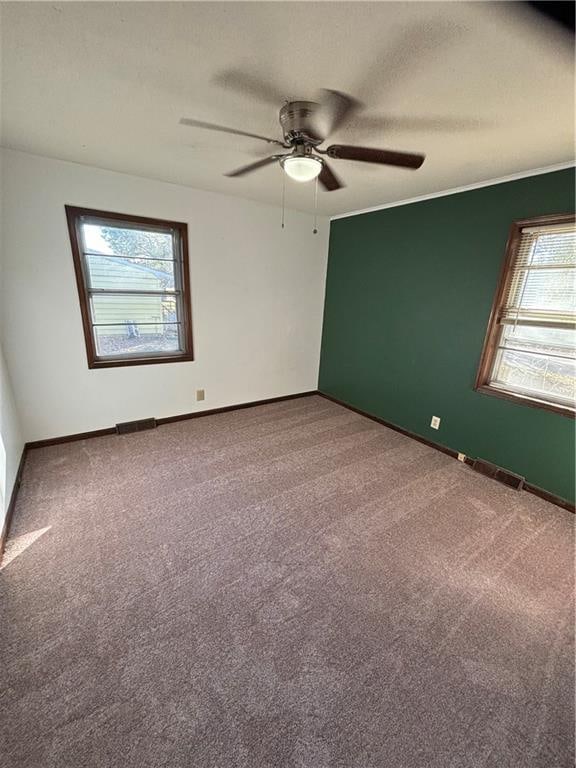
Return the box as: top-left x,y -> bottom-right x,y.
499,223 -> 576,328
489,221 -> 576,409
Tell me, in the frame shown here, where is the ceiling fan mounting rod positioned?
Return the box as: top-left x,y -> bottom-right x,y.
290,144 -> 319,158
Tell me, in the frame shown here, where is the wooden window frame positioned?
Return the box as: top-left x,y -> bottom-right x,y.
65,206 -> 194,369
475,212 -> 575,418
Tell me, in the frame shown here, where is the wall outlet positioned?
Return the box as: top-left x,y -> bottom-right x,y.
457,453 -> 467,462
196,389 -> 205,402
430,415 -> 441,430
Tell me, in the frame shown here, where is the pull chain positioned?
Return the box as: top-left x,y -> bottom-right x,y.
281,171 -> 286,230
313,175 -> 318,234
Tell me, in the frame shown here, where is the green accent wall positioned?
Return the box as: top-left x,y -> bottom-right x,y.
319,168 -> 575,503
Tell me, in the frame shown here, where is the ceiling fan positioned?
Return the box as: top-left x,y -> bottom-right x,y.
180,89 -> 425,191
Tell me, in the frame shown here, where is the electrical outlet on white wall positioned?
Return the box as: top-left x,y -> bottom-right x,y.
430,416 -> 441,429
196,389 -> 205,402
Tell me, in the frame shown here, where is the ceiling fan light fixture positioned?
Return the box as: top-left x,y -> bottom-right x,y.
281,155 -> 322,183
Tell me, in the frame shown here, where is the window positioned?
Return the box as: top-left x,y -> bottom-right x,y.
475,213 -> 575,416
65,206 -> 193,368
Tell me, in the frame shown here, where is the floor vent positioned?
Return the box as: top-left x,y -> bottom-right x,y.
472,458 -> 525,490
116,418 -> 157,435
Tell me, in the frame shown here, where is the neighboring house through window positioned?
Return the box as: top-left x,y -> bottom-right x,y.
65,206 -> 193,368
475,213 -> 575,416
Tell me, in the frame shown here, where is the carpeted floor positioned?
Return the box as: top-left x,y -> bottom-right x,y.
0,395 -> 573,767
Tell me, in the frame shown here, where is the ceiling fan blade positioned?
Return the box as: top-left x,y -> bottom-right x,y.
353,22 -> 461,104
311,90 -> 362,140
213,70 -> 286,105
225,156 -> 280,178
327,144 -> 425,169
319,161 -> 345,192
526,2 -> 575,34
351,114 -> 488,135
180,118 -> 285,147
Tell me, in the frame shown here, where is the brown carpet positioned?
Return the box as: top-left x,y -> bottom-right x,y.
0,395 -> 573,767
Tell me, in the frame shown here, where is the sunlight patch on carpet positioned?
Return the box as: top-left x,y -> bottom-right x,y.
1,526 -> 51,571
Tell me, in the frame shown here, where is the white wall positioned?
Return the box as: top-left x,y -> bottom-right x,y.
0,346 -> 23,521
1,150 -> 329,442
0,149 -> 25,527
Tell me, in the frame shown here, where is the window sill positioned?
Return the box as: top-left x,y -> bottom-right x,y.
475,383 -> 575,418
88,353 -> 194,369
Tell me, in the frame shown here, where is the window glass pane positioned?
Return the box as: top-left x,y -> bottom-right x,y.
85,254 -> 176,291
81,223 -> 174,260
500,324 -> 576,359
93,323 -> 181,357
91,294 -> 177,326
492,348 -> 575,404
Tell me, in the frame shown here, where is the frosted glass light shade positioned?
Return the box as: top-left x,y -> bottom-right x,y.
282,156 -> 322,183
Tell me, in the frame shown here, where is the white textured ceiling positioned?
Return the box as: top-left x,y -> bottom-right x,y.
1,2 -> 574,216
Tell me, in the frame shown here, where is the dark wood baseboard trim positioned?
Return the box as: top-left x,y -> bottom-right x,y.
318,391 -> 575,514
156,391 -> 316,425
25,391 -> 318,450
21,389 -> 574,519
317,391 -> 471,463
523,482 -> 575,514
0,447 -> 28,558
26,427 -> 117,450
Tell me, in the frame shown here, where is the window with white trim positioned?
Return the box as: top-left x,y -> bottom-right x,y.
476,214 -> 575,416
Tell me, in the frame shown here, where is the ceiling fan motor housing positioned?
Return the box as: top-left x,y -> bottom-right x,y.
279,100 -> 322,145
